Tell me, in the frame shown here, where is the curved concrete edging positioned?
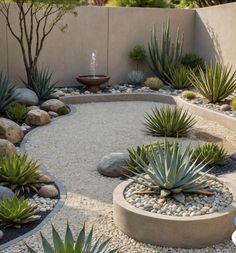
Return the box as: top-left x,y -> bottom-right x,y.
113,179 -> 236,249
60,93 -> 236,134
0,105 -> 77,251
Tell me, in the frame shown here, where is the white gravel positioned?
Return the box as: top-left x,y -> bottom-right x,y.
2,101 -> 236,253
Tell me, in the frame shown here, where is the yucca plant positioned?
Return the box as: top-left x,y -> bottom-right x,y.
190,64 -> 236,103
144,106 -> 196,137
26,223 -> 118,253
0,154 -> 42,195
148,21 -> 184,82
193,143 -> 227,166
0,196 -> 40,228
166,66 -> 192,89
0,72 -> 16,115
6,102 -> 28,123
129,141 -> 212,203
26,68 -> 57,100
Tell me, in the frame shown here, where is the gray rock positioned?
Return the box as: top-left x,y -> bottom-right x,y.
40,99 -> 66,113
0,139 -> 17,155
97,153 -> 129,177
0,118 -> 24,144
0,230 -> 3,240
230,153 -> 236,161
13,88 -> 39,106
0,186 -> 15,201
220,104 -> 231,111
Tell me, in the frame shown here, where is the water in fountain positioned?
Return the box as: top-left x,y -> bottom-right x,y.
90,52 -> 98,79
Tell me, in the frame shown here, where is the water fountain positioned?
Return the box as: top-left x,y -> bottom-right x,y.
76,52 -> 110,93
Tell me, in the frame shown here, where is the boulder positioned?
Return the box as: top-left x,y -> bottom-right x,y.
25,109 -> 51,126
0,230 -> 3,240
13,88 -> 39,106
220,104 -> 231,111
97,153 -> 129,177
27,106 -> 40,112
0,139 -> 17,155
39,174 -> 52,183
48,111 -> 59,117
0,118 -> 24,144
230,153 -> 236,161
39,185 -> 59,198
0,186 -> 15,201
41,99 -> 66,113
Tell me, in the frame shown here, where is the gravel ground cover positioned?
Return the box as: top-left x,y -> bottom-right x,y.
2,101 -> 236,253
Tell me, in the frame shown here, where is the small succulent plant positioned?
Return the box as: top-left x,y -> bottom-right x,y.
0,72 -> 16,115
193,143 -> 227,166
0,196 -> 40,228
26,222 -> 119,253
6,102 -> 28,123
230,97 -> 236,111
0,154 -> 42,195
182,90 -> 196,100
129,141 -> 212,203
144,106 -> 196,137
127,71 -> 145,85
145,77 -> 163,90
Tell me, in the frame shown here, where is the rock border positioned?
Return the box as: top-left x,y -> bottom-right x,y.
113,179 -> 236,248
0,105 -> 77,251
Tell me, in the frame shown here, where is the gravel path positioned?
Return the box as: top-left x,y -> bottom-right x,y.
2,101 -> 236,253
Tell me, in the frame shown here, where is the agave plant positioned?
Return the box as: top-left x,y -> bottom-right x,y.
26,67 -> 57,100
0,154 -> 42,195
193,143 -> 227,166
190,64 -> 236,103
0,72 -> 16,114
0,196 -> 40,228
148,21 -> 184,82
166,66 -> 192,89
26,223 -> 118,253
144,106 -> 196,137
129,141 -> 212,203
127,71 -> 145,85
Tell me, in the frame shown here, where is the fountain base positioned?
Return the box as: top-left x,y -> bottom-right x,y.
76,75 -> 110,93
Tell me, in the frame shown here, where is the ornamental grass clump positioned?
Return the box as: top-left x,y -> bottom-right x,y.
182,90 -> 196,100
230,98 -> 236,111
0,154 -> 42,195
190,63 -> 236,103
26,223 -> 118,253
193,143 -> 227,166
144,106 -> 196,137
145,77 -> 163,90
128,141 -> 212,203
0,196 -> 40,228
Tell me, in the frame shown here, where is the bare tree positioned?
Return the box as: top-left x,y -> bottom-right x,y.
0,0 -> 83,86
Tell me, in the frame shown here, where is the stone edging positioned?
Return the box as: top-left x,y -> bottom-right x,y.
113,179 -> 236,248
0,105 -> 77,251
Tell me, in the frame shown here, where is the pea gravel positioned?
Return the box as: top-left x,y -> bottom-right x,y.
2,101 -> 236,253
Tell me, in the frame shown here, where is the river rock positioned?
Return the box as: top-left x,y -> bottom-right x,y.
0,186 -> 15,201
13,88 -> 39,106
25,109 -> 51,126
97,153 -> 129,177
27,106 -> 40,112
0,118 -> 24,144
40,99 -> 66,113
39,185 -> 59,198
0,139 -> 17,155
220,104 -> 231,111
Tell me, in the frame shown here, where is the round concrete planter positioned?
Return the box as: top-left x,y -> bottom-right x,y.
113,180 -> 236,248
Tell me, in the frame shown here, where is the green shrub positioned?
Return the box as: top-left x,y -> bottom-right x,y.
129,141 -> 212,203
0,154 -> 42,195
193,143 -> 227,166
190,64 -> 236,103
127,71 -> 145,85
181,53 -> 205,70
182,90 -> 196,100
6,102 -> 27,123
57,106 -> 70,115
166,66 -> 192,89
0,73 -> 16,115
230,97 -> 236,111
129,45 -> 146,71
28,67 -> 57,100
0,196 -> 40,228
145,77 -> 163,90
107,0 -> 169,7
148,21 -> 183,82
26,223 -> 118,253
144,106 -> 196,137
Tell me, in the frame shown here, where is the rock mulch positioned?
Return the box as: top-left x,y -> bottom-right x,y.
2,102 -> 236,253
